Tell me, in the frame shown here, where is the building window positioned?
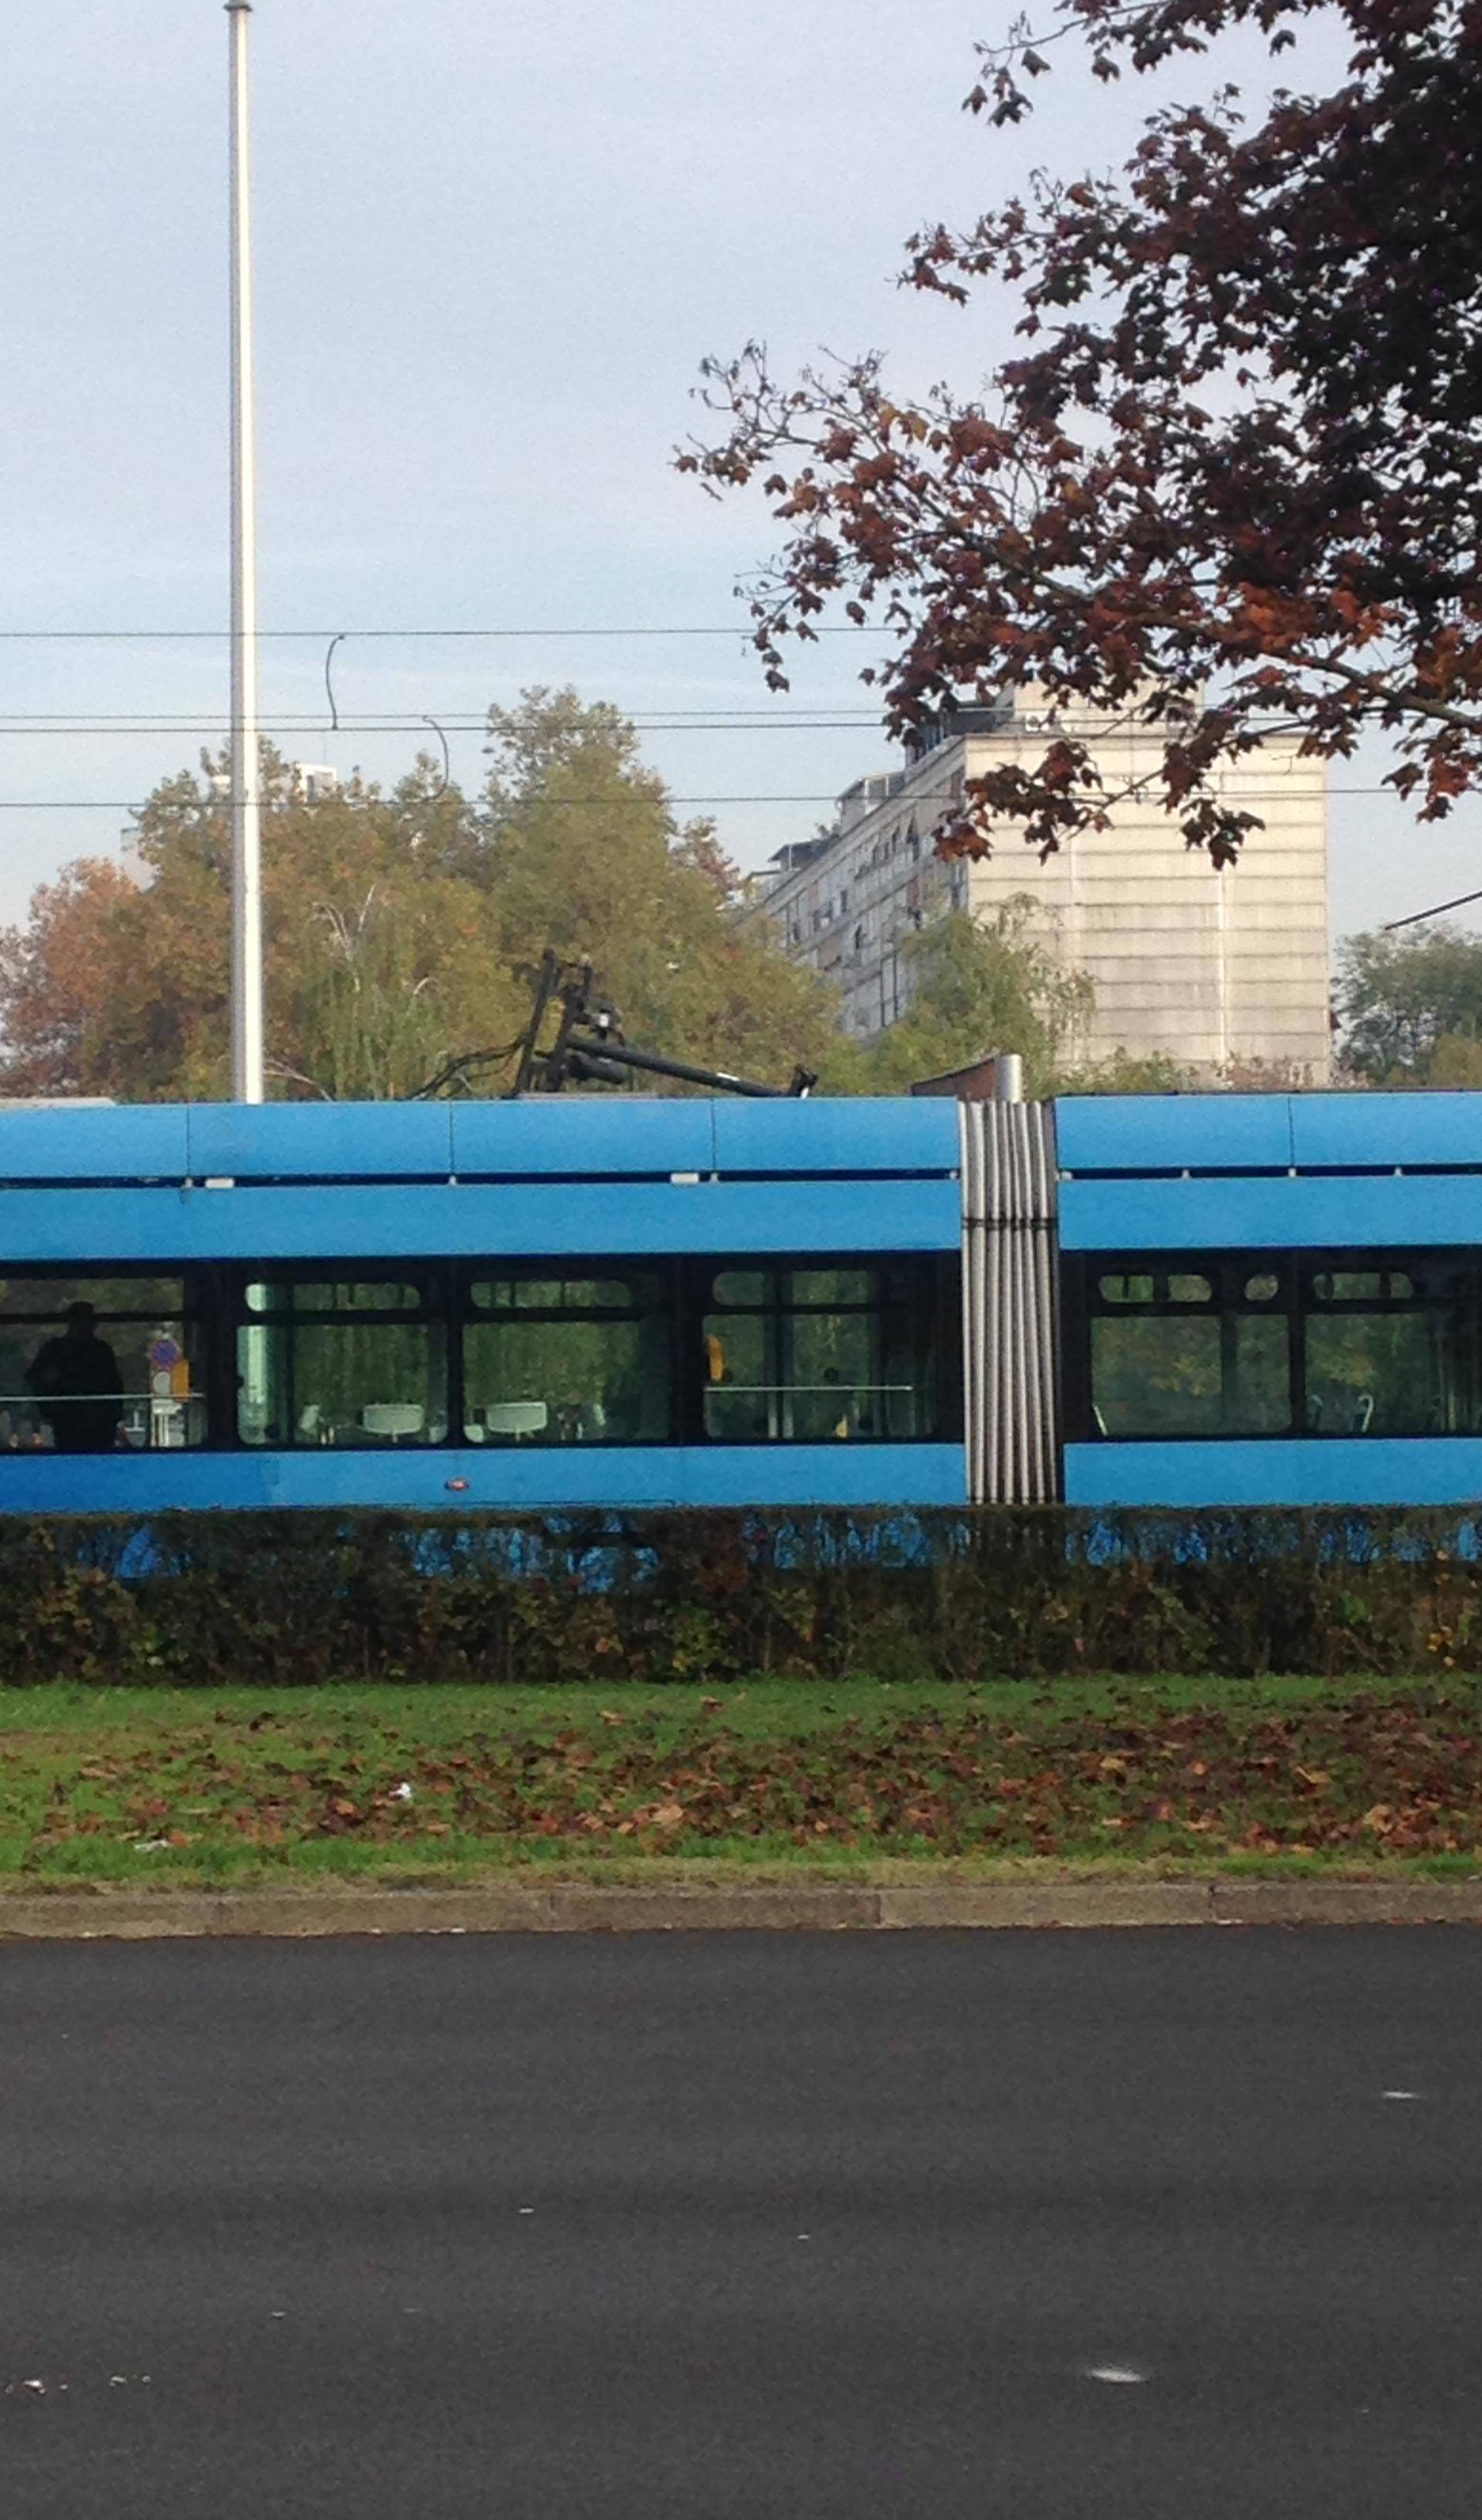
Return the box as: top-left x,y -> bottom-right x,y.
1077,1249 -> 1482,1439
701,1262 -> 940,1442
0,1273 -> 203,1453
238,1277 -> 445,1447
463,1271 -> 672,1445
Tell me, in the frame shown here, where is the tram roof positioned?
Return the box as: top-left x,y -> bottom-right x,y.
0,1095 -> 962,1187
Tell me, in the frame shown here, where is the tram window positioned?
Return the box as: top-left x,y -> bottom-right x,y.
1087,1254 -> 1290,1438
1099,1272 -> 1212,1307
472,1277 -> 638,1313
464,1270 -> 671,1445
238,1279 -> 445,1448
702,1260 -> 939,1442
0,1275 -> 203,1454
1082,1247 -> 1482,1441
788,1268 -> 875,1307
245,1280 -> 421,1312
1301,1255 -> 1475,1434
1101,1275 -> 1153,1305
1090,1312 -> 1289,1438
1304,1313 -> 1443,1435
1311,1271 -> 1414,1304
712,1271 -> 766,1307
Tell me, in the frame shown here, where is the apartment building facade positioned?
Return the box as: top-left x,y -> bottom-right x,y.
753,696 -> 1331,1081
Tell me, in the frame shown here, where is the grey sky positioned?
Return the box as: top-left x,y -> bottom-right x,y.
2,0 -> 1474,947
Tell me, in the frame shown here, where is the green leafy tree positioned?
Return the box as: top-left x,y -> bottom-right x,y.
1051,1047 -> 1201,1097
0,752 -> 511,1102
858,902 -> 1093,1094
1421,1035 -> 1482,1090
0,698 -> 844,1102
0,856 -> 164,1099
473,690 -> 847,1088
1337,925 -> 1482,1086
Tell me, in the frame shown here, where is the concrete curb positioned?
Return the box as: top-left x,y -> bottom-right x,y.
1208,1877 -> 1482,1927
0,1877 -> 1480,1939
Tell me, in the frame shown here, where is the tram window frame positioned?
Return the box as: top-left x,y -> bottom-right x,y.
232,1266 -> 450,1451
458,1262 -> 679,1448
0,1266 -> 211,1455
0,1251 -> 962,1458
691,1253 -> 956,1445
1298,1248 -> 1479,1438
1068,1248 -> 1482,1441
1075,1253 -> 1295,1442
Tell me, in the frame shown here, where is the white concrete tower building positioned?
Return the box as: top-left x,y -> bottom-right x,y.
753,694 -> 1330,1082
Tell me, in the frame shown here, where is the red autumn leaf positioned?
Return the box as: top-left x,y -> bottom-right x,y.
684,1 -> 1482,855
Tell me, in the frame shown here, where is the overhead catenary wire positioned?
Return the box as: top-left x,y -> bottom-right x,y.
0,783 -> 1442,810
323,633 -> 347,732
0,625 -> 884,643
1384,886 -> 1482,932
0,713 -> 891,735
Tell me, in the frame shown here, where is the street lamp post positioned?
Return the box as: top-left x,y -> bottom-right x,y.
227,0 -> 263,1103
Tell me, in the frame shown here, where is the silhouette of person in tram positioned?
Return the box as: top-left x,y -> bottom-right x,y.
25,1302 -> 124,1452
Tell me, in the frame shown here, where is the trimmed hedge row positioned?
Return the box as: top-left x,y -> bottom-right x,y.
2,1507 -> 1481,1685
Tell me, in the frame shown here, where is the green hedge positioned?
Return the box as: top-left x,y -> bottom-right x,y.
0,1507 -> 1480,1686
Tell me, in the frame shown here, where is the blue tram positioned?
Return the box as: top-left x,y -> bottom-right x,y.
0,1089 -> 1480,1512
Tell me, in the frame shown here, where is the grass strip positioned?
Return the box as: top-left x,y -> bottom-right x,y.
0,1675 -> 1478,1888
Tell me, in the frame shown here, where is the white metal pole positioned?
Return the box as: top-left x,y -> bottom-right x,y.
228,0 -> 264,1102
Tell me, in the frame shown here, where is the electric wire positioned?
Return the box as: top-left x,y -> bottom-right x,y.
421,717 -> 452,795
0,625 -> 881,643
0,782 -> 1437,810
1384,886 -> 1482,932
323,633 -> 347,731
0,715 -> 889,735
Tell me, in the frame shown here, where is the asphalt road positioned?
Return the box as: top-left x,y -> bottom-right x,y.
2,1928 -> 1480,2518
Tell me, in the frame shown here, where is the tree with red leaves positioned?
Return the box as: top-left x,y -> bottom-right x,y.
682,2 -> 1482,865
